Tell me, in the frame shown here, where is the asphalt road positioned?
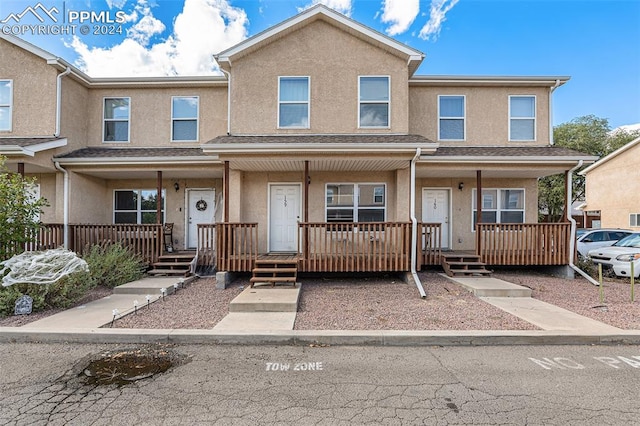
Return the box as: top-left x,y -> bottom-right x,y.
1,343 -> 639,425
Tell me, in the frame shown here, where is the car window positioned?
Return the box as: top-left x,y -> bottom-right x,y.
588,231 -> 606,242
610,231 -> 632,240
613,233 -> 640,248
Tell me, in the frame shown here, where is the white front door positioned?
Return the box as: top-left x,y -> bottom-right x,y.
422,189 -> 450,249
269,184 -> 301,252
187,189 -> 215,249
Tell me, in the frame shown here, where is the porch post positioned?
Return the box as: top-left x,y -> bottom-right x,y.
224,161 -> 230,222
304,160 -> 309,259
17,163 -> 24,177
564,169 -> 570,221
156,171 -> 162,223
475,170 -> 482,255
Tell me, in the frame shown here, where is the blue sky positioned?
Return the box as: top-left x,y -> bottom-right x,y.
1,0 -> 639,129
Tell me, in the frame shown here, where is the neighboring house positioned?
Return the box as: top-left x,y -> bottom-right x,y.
0,5 -> 596,279
580,136 -> 640,230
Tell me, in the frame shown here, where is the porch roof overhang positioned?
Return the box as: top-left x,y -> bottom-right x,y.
202,134 -> 438,171
0,137 -> 67,157
52,147 -> 223,179
417,146 -> 598,178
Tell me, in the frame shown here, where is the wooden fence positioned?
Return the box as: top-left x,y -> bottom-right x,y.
476,222 -> 571,265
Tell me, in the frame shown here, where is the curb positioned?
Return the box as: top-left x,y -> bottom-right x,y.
2,328 -> 640,346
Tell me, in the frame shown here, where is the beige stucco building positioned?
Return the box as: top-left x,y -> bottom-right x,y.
580,136 -> 640,230
1,5 -> 595,275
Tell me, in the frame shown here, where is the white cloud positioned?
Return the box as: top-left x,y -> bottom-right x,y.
105,0 -> 128,9
418,0 -> 459,41
69,0 -> 249,77
298,0 -> 352,17
380,0 -> 419,36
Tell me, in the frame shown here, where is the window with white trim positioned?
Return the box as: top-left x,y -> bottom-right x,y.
0,80 -> 12,131
326,183 -> 386,222
114,189 -> 165,224
509,95 -> 536,141
472,188 -> 525,228
103,97 -> 130,142
359,76 -> 389,128
278,77 -> 309,128
172,96 -> 199,141
630,213 -> 640,227
438,95 -> 465,140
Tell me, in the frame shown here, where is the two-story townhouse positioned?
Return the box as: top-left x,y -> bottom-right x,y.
1,5 -> 596,285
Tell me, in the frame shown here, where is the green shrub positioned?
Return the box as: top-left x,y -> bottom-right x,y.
0,242 -> 145,317
82,242 -> 146,288
0,270 -> 92,317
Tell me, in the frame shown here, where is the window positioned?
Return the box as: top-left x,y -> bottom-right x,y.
103,97 -> 130,142
359,76 -> 389,128
0,80 -> 12,131
278,77 -> 309,128
438,95 -> 465,140
509,95 -> 535,141
631,213 -> 640,227
114,189 -> 165,224
326,183 -> 386,222
172,96 -> 199,141
472,188 -> 524,228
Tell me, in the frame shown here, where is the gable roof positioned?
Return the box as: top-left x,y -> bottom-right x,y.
579,136 -> 640,175
215,4 -> 424,75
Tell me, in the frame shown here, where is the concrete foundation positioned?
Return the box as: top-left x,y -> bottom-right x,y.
215,271 -> 236,289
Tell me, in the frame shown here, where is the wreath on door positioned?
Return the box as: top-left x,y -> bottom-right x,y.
195,199 -> 208,211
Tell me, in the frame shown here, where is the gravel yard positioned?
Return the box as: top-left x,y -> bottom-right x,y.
1,269 -> 638,330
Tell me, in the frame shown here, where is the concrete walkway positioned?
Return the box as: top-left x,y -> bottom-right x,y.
21,276 -> 195,330
444,275 -> 622,333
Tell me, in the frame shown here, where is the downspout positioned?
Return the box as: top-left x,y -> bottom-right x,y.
54,67 -> 72,137
53,161 -> 69,249
410,148 -> 427,298
549,79 -> 561,146
567,160 -> 598,285
219,66 -> 231,135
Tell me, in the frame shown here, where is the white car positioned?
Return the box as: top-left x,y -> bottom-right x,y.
588,233 -> 640,278
576,228 -> 633,258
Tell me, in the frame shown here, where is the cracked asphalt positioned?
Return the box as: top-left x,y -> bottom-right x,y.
1,343 -> 639,425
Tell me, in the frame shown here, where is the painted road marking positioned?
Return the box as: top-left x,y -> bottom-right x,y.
529,356 -> 640,369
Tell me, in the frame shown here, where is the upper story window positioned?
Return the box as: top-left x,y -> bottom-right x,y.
172,96 -> 199,141
278,77 -> 309,128
103,97 -> 130,142
359,76 -> 389,128
472,188 -> 525,228
509,95 -> 536,141
326,183 -> 386,223
438,95 -> 465,140
114,189 -> 165,224
630,213 -> 640,227
0,80 -> 12,131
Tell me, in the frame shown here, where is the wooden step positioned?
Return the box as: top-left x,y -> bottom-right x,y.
147,269 -> 190,276
252,267 -> 298,274
249,276 -> 297,283
448,268 -> 493,277
153,261 -> 192,267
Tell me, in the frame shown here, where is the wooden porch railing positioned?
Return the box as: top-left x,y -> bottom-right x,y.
1,224 -> 65,261
476,222 -> 571,265
215,223 -> 258,272
417,222 -> 442,267
298,222 -> 412,272
70,224 -> 163,265
197,224 -> 216,267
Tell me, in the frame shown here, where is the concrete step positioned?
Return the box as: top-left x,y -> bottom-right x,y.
213,312 -> 297,331
113,277 -> 195,295
443,275 -> 532,297
229,285 -> 301,312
